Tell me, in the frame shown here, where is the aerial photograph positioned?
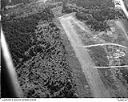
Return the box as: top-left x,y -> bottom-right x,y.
1,0 -> 128,98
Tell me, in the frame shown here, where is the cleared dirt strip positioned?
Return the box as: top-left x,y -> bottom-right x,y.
115,20 -> 128,41
59,16 -> 111,97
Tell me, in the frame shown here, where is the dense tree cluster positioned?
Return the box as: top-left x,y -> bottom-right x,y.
2,20 -> 34,65
2,6 -> 77,97
16,18 -> 77,97
19,20 -> 76,97
2,7 -> 54,65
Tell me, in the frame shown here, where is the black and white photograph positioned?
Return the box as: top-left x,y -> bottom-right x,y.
1,0 -> 128,100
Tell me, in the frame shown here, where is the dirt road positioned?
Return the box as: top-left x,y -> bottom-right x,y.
59,15 -> 111,97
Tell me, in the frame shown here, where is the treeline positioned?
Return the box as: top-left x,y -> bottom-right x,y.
61,2 -> 126,31
2,5 -> 78,97
2,1 -> 47,21
2,7 -> 54,66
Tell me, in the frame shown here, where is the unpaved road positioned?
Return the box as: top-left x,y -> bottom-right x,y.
59,15 -> 111,97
